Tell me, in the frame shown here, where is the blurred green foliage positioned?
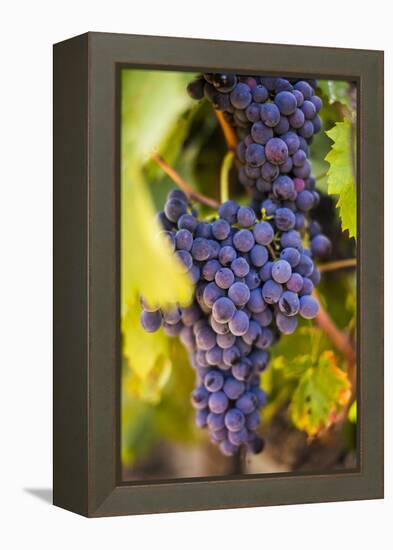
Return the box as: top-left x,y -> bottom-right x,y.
121,69 -> 196,315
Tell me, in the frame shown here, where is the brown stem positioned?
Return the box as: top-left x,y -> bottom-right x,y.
267,243 -> 277,260
318,258 -> 357,273
313,290 -> 357,437
313,291 -> 356,365
215,111 -> 237,151
151,152 -> 219,209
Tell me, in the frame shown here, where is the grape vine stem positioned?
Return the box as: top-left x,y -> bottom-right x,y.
313,289 -> 357,436
318,258 -> 357,272
215,111 -> 237,151
220,151 -> 234,203
151,151 -> 220,209
267,244 -> 277,260
313,289 -> 356,365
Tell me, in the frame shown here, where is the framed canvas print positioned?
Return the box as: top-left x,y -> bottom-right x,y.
53,32 -> 384,517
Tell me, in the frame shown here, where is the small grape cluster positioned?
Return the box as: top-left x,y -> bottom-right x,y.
140,188 -> 322,456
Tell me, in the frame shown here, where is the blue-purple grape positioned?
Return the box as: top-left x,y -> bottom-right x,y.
265,137 -> 289,165
223,377 -> 246,400
299,295 -> 319,319
276,312 -> 298,334
272,259 -> 292,283
225,408 -> 246,431
231,256 -> 250,277
275,90 -> 297,115
278,291 -> 300,316
228,282 -> 251,307
204,370 -> 224,392
212,297 -> 236,323
228,310 -> 250,336
208,391 -> 229,414
237,206 -> 256,227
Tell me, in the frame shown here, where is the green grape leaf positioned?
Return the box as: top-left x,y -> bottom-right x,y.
121,338 -> 197,466
144,101 -> 202,183
318,80 -> 351,108
291,351 -> 351,437
348,400 -> 357,423
122,69 -> 195,163
122,166 -> 193,310
121,69 -> 195,311
122,297 -> 171,403
325,119 -> 357,239
273,354 -> 314,379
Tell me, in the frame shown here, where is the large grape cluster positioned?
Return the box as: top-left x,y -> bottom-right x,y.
141,186 -> 322,456
139,74 -> 331,457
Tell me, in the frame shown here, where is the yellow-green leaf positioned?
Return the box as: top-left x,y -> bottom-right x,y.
291,351 -> 351,437
275,354 -> 314,379
318,80 -> 351,108
121,166 -> 193,310
122,298 -> 172,403
325,119 -> 357,239
348,400 -> 357,423
121,69 -> 195,311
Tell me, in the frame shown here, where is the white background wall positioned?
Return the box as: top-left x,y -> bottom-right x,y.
0,1 -> 390,548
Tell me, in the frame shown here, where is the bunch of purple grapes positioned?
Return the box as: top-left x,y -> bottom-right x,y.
187,74 -> 332,264
139,74 -> 331,457
140,187 -> 323,456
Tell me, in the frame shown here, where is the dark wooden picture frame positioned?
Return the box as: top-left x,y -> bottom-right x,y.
53,32 -> 384,517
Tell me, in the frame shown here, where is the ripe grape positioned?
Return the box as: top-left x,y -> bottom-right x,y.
231,256 -> 250,277
225,408 -> 246,431
218,245 -> 237,266
223,378 -> 246,400
276,312 -> 298,334
212,297 -> 236,323
229,310 -> 250,336
228,282 -> 251,306
250,244 -> 269,267
233,229 -> 255,252
278,291 -> 300,316
215,267 -> 235,289
164,197 -> 187,222
204,370 -> 225,392
262,279 -> 282,303
265,137 -> 289,165
218,200 -> 239,224
191,386 -> 210,409
272,260 -> 292,283
230,83 -> 252,109
191,238 -> 211,261
253,221 -> 274,245
311,234 -> 332,258
209,391 -> 229,414
261,103 -> 281,127
299,295 -> 320,319
275,91 -> 298,115
275,207 -> 296,231
141,310 -> 162,333
245,143 -> 266,167
237,206 -> 256,227
251,121 -> 274,145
